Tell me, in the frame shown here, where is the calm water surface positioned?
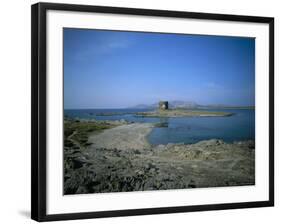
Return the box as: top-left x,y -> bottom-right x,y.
64,109 -> 255,145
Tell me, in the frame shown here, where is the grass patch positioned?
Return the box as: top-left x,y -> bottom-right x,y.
64,119 -> 117,148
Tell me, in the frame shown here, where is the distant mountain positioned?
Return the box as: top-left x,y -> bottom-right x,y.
201,104 -> 255,109
130,101 -> 254,109
130,100 -> 199,109
169,100 -> 198,109
131,103 -> 157,109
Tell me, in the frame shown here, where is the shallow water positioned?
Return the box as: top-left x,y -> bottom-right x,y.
65,108 -> 255,145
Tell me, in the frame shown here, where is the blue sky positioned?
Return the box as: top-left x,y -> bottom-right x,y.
64,28 -> 255,109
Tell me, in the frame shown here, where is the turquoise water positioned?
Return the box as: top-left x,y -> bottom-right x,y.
64,109 -> 255,145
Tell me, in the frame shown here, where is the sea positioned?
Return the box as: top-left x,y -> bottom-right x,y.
64,108 -> 255,145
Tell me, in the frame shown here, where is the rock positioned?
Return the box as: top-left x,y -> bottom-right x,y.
188,180 -> 197,188
134,149 -> 141,154
248,141 -> 255,149
196,139 -> 224,147
144,162 -> 156,170
72,159 -> 84,169
64,135 -> 255,194
76,186 -> 89,194
136,170 -> 144,175
154,144 -> 166,151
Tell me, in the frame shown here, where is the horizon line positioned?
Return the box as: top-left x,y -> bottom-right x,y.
64,105 -> 255,110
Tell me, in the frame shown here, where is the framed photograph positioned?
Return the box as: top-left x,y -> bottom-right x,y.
31,2 -> 274,222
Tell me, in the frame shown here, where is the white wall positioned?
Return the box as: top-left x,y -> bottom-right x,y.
0,0 -> 279,223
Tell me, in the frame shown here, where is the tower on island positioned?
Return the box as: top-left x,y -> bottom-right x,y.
159,101 -> 169,110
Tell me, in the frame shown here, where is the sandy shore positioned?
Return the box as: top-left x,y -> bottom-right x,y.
64,122 -> 255,194
88,123 -> 153,150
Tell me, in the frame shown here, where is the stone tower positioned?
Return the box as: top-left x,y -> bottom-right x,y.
159,101 -> 169,110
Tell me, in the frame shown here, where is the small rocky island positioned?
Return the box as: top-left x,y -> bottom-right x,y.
135,101 -> 233,118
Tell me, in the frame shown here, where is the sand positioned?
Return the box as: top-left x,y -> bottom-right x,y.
88,123 -> 153,150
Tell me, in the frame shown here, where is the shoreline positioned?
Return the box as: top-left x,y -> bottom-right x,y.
64,108 -> 237,118
88,123 -> 154,150
64,119 -> 255,194
135,109 -> 233,118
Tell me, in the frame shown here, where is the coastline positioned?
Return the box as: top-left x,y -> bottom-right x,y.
88,123 -> 154,150
135,109 -> 233,118
64,119 -> 255,194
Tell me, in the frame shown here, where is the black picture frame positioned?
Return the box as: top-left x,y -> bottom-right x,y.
31,2 -> 274,222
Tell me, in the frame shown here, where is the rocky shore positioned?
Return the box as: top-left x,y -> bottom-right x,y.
64,119 -> 254,195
